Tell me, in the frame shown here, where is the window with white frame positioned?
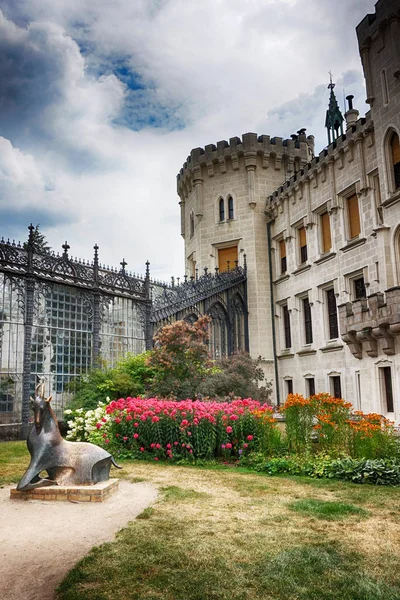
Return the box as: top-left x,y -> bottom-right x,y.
329,374 -> 342,399
380,366 -> 394,413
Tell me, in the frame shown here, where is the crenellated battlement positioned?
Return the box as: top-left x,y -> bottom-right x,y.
356,0 -> 400,48
177,131 -> 314,196
266,112 -> 374,212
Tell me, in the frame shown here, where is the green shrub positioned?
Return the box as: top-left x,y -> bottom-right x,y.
67,352 -> 154,411
199,352 -> 272,402
327,457 -> 400,486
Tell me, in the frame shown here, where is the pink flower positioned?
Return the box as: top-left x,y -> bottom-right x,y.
126,414 -> 133,421
187,431 -> 192,436
226,426 -> 233,434
230,414 -> 239,421
156,443 -> 161,449
134,422 -> 139,428
115,433 -> 119,437
150,443 -> 155,449
166,443 -> 172,449
115,417 -> 121,424
133,433 -> 139,439
140,447 -> 145,452
189,449 -> 193,454
152,416 -> 160,423
105,439 -> 110,444
247,435 -> 253,441
154,457 -> 159,461
226,442 -> 232,449
174,441 -> 178,446
243,443 -> 248,449
221,444 -> 226,449
123,436 -> 128,441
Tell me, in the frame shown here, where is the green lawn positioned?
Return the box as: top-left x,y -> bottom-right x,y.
2,443 -> 400,600
0,441 -> 30,486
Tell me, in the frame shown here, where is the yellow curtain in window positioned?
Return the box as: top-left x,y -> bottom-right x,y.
348,194 -> 361,239
299,227 -> 306,247
218,246 -> 238,272
321,212 -> 331,253
279,240 -> 286,259
391,133 -> 400,165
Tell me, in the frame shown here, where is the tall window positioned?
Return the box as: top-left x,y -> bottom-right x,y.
303,297 -> 313,344
330,375 -> 342,399
390,131 -> 400,190
286,379 -> 293,396
321,211 -> 332,253
282,304 -> 291,349
373,173 -> 383,224
381,367 -> 394,412
279,239 -> 287,274
307,378 -> 315,397
219,198 -> 225,222
299,227 -> 307,263
326,288 -> 339,339
354,276 -> 366,299
189,213 -> 194,238
347,194 -> 361,239
228,196 -> 234,220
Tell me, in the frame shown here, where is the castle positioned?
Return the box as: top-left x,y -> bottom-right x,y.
177,0 -> 400,419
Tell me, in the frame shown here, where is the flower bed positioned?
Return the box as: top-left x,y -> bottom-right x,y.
96,397 -> 276,460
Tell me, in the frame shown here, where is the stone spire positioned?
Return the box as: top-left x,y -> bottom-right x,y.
325,72 -> 344,145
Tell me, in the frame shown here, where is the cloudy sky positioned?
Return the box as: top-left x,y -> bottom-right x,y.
0,0 -> 376,281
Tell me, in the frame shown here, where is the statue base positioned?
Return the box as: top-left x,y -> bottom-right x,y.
10,478 -> 119,503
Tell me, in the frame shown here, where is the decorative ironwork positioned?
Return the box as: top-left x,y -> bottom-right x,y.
151,265 -> 247,322
0,226 -> 249,429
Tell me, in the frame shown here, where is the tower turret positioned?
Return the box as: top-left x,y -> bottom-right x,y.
325,74 -> 344,144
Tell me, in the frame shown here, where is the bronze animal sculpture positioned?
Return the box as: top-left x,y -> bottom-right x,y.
17,382 -> 121,491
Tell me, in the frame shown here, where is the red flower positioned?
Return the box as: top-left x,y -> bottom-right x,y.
247,435 -> 253,441
226,442 -> 232,449
140,447 -> 145,452
96,423 -> 102,429
133,433 -> 139,439
115,417 -> 121,424
126,414 -> 133,421
226,426 -> 233,434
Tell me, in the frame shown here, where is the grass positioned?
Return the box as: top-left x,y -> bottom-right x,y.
55,460 -> 400,600
288,498 -> 369,520
0,441 -> 29,486
2,443 -> 400,599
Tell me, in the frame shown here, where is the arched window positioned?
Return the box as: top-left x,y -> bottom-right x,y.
189,212 -> 194,238
208,303 -> 228,358
219,198 -> 225,222
228,196 -> 234,220
390,131 -> 400,190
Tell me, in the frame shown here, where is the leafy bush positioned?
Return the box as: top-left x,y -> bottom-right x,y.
241,452 -> 400,486
147,317 -> 212,400
67,352 -> 154,411
327,457 -> 400,486
199,352 -> 272,402
64,403 -> 108,443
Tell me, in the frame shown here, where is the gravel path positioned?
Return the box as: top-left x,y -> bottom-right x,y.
0,480 -> 158,600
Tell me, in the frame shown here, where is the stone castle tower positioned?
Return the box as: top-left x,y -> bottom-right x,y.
177,132 -> 314,377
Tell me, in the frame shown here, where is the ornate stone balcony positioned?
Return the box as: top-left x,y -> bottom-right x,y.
338,287 -> 400,358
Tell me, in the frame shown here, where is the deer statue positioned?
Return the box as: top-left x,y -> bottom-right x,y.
17,381 -> 121,491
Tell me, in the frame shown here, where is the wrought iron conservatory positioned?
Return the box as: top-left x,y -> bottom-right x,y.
0,226 -> 248,428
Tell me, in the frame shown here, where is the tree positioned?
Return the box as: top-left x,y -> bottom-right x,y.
147,316 -> 212,400
24,225 -> 52,254
199,352 -> 272,402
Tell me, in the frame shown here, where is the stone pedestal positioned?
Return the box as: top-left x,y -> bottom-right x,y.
10,478 -> 119,502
